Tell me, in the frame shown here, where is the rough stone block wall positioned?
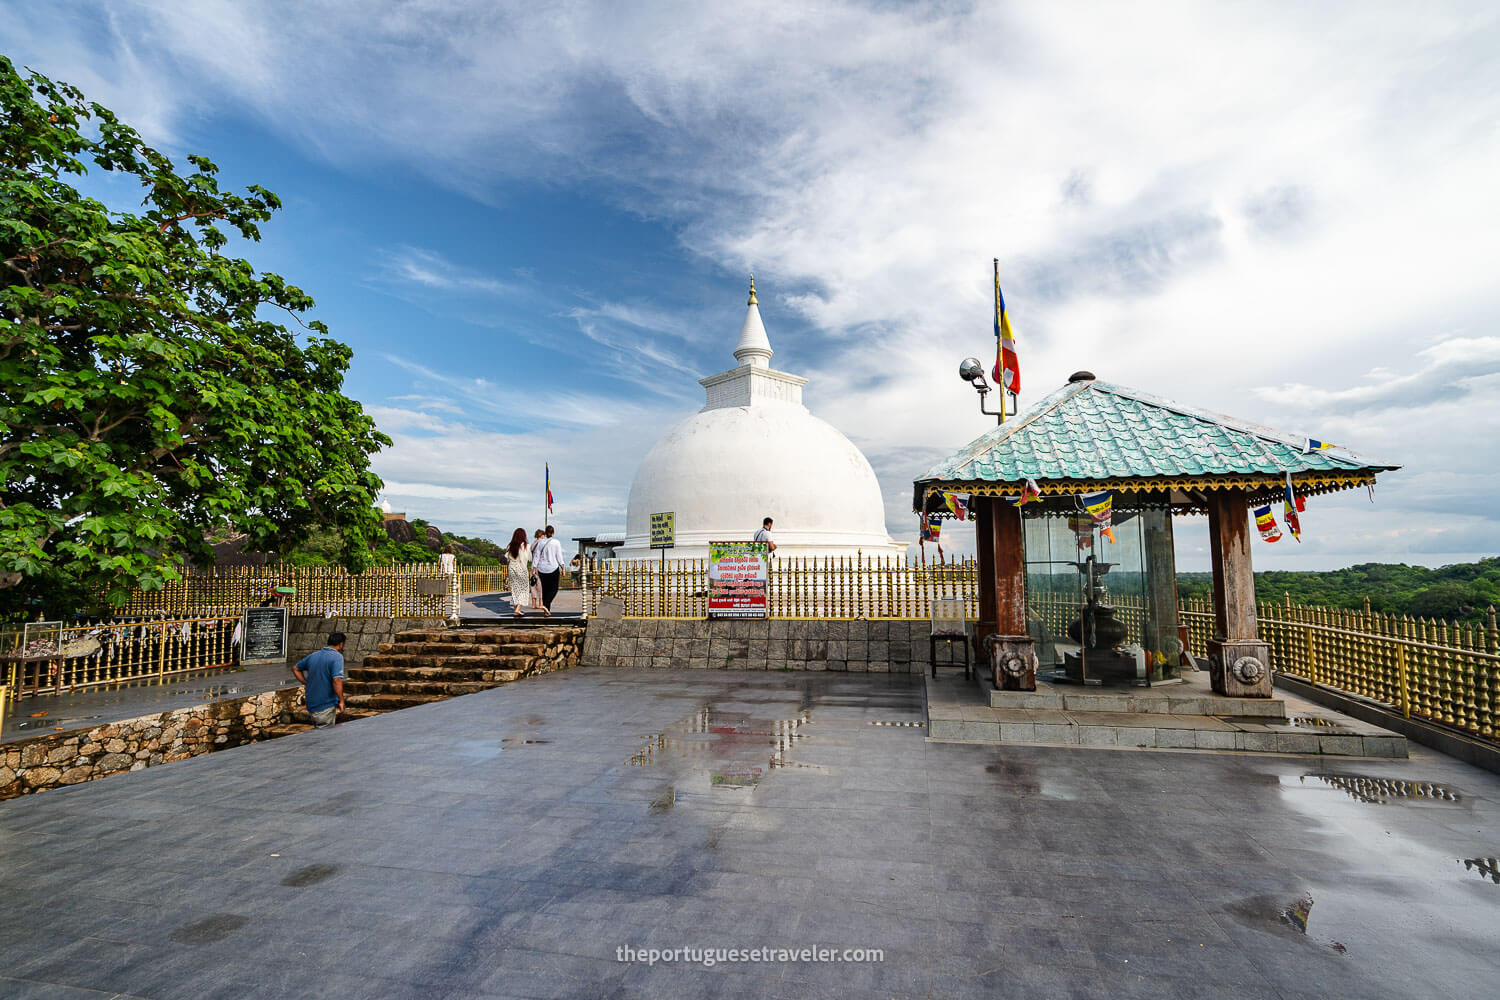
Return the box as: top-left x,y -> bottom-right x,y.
287,616 -> 445,668
1,687 -> 304,801
581,618 -> 936,673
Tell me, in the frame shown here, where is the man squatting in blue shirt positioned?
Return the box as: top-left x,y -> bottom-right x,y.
293,632 -> 346,728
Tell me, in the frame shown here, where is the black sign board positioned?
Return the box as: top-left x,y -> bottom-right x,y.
240,607 -> 288,665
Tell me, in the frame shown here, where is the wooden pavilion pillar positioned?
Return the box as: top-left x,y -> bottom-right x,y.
1205,488 -> 1272,697
1141,507 -> 1180,678
973,497 -> 997,658
980,495 -> 1037,690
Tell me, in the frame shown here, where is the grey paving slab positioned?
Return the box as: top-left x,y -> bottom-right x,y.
1,667 -> 1497,1000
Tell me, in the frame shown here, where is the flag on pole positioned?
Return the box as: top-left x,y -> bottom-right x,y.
1304,438 -> 1337,454
1254,505 -> 1282,542
1282,473 -> 1302,542
546,463 -> 554,514
992,268 -> 1021,395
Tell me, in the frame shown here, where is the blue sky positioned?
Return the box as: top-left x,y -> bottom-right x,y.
5,1 -> 1499,571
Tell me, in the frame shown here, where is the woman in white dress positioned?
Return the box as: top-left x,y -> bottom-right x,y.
505,528 -> 532,619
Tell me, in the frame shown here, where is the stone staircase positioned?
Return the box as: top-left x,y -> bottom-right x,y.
280,625 -> 584,731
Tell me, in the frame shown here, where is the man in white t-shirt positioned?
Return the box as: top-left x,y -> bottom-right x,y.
533,526 -> 566,616
753,517 -> 777,554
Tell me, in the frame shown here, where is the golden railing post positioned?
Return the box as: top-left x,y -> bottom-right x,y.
156,623 -> 167,685
1396,642 -> 1411,718
1487,606 -> 1498,656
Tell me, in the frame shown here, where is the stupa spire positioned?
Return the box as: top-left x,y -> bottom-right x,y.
733,275 -> 773,368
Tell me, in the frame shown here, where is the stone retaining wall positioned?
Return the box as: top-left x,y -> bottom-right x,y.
583,619 -> 940,672
287,616 -> 445,668
0,687 -> 304,801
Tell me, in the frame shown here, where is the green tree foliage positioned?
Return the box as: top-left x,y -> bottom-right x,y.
1177,557 -> 1500,624
0,58 -> 389,616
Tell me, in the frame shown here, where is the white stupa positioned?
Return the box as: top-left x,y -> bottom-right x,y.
616,280 -> 904,561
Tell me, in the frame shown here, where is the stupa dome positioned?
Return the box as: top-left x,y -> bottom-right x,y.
616,281 -> 903,560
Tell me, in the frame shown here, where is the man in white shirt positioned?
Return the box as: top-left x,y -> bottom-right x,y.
533,526 -> 566,616
753,517 -> 777,554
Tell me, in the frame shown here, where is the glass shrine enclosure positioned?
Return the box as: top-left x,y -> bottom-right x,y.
1023,506 -> 1183,685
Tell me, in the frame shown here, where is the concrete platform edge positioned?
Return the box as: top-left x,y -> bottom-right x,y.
1275,673 -> 1500,776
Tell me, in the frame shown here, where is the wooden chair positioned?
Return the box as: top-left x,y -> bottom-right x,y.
929,598 -> 971,679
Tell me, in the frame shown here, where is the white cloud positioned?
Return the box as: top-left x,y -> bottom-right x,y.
9,0 -> 1500,563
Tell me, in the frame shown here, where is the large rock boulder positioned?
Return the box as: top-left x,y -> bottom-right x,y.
384,518 -> 416,545
424,524 -> 443,550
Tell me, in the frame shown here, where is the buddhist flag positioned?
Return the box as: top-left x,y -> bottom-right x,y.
1254,505 -> 1282,543
1282,473 -> 1302,542
1012,478 -> 1041,506
992,261 -> 1020,395
923,513 -> 942,542
1082,490 -> 1115,543
941,492 -> 969,520
1304,438 -> 1337,454
546,463 -> 554,514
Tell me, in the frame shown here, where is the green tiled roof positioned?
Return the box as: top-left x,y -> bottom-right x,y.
914,377 -> 1398,507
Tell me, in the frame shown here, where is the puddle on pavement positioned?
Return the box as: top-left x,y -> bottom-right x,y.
1458,857 -> 1500,884
500,735 -> 551,747
1224,892 -> 1346,953
628,704 -> 825,795
170,913 -> 250,944
868,720 -> 925,728
14,714 -> 102,729
281,863 -> 341,887
1292,774 -> 1463,805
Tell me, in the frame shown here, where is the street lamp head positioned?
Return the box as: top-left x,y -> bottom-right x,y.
959,357 -> 986,384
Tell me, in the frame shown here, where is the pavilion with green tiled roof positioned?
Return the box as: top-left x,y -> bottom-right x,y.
914,374 -> 1397,510
914,372 -> 1399,698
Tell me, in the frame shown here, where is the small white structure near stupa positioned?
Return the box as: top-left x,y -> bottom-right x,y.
615,281 -> 905,561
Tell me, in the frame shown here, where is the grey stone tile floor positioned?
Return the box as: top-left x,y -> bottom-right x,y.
1,666 -> 1498,999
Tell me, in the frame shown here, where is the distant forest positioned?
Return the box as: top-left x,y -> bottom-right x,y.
1176,557 -> 1500,624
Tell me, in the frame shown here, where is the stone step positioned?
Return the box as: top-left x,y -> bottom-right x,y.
262,722 -> 313,738
393,628 -> 581,645
989,684 -> 1288,720
361,653 -> 534,671
345,692 -> 453,711
375,644 -> 552,659
927,710 -> 1407,757
344,678 -> 518,698
350,664 -> 528,683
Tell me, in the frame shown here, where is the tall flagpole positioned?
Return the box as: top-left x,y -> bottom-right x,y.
544,461 -> 549,530
994,258 -> 1006,425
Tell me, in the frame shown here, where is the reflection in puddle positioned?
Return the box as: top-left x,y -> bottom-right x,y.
1458,857 -> 1500,884
1288,716 -> 1341,730
868,720 -> 925,728
629,707 -> 811,772
1281,892 -> 1314,933
500,735 -> 551,747
1299,774 -> 1462,805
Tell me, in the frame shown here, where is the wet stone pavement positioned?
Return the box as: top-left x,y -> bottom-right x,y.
0,668 -> 1497,1000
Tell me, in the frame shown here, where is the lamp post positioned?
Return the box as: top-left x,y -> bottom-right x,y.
959,357 -> 1014,424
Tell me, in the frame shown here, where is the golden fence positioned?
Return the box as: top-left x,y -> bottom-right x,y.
457,570 -> 580,594
2,615 -> 241,704
1181,597 -> 1500,741
113,563 -> 452,619
582,555 -> 977,619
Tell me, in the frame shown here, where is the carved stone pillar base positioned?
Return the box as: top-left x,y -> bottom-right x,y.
985,634 -> 1038,691
1207,639 -> 1273,697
